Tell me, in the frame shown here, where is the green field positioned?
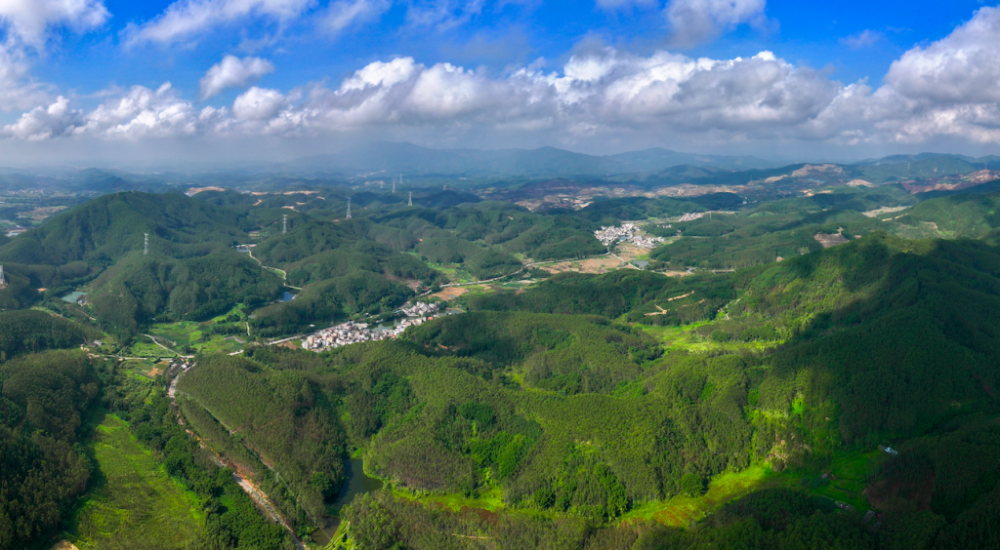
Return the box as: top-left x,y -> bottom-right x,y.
146,304 -> 247,355
68,414 -> 204,550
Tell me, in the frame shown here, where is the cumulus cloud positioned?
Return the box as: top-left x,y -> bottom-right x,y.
200,55 -> 275,99
3,96 -> 82,140
0,0 -> 109,47
665,0 -> 767,47
886,6 -> 1000,105
9,6 -> 1000,148
126,0 -> 315,45
324,0 -> 391,33
76,83 -> 205,139
233,86 -> 286,119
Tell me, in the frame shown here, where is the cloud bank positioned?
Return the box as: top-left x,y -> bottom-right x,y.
5,5 -> 1000,150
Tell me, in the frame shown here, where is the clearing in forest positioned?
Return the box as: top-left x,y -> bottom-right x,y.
431,287 -> 468,301
67,414 -> 204,550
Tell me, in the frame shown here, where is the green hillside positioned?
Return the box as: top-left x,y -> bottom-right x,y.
0,192 -> 251,266
87,251 -> 283,338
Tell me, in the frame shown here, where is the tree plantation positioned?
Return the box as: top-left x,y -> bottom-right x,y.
2,182 -> 1000,550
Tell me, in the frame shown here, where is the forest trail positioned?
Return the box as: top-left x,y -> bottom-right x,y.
169,361 -> 306,550
246,249 -> 302,290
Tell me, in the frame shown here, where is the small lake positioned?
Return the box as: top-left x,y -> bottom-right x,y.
60,291 -> 86,303
311,459 -> 383,546
280,291 -> 297,302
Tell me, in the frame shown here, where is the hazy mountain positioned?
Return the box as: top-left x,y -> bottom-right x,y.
285,142 -> 775,177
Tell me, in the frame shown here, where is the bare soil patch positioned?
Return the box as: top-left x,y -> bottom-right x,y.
815,228 -> 849,248
50,541 -> 80,550
544,256 -> 622,274
432,287 -> 468,301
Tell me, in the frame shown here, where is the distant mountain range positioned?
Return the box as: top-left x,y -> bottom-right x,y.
284,142 -> 776,177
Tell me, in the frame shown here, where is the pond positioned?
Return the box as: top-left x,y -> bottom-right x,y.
280,291 -> 297,302
310,459 -> 383,545
60,291 -> 86,303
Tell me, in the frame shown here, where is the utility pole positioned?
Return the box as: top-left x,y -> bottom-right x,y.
282,214 -> 288,235
408,192 -> 413,207
143,233 -> 149,256
346,197 -> 352,220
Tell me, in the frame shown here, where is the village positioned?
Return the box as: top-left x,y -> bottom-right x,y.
594,222 -> 666,249
301,301 -> 450,351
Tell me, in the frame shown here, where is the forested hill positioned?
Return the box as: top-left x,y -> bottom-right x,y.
476,233 -> 1000,445
0,192 -> 251,265
175,230 -> 1000,548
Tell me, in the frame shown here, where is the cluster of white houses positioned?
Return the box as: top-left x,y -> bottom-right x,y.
594,223 -> 666,249
302,303 -> 454,351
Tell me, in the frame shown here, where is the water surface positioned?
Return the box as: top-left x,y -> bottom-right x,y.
311,459 -> 383,545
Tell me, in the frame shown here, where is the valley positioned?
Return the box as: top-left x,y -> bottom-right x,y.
2,152 -> 1000,550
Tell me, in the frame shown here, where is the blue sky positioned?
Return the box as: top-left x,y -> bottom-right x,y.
0,0 -> 999,164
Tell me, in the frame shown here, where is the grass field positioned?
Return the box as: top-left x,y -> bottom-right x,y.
637,321 -> 782,354
68,414 -> 204,550
146,305 -> 247,356
622,465 -> 791,527
393,486 -> 505,514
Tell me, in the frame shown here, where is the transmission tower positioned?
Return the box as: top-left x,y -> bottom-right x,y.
392,176 -> 397,194
0,265 -> 7,289
143,233 -> 149,256
346,197 -> 352,220
408,192 -> 413,207
282,214 -> 288,235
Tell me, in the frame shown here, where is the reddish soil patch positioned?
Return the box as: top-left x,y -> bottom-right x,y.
431,287 -> 468,301
461,506 -> 500,525
865,472 -> 935,512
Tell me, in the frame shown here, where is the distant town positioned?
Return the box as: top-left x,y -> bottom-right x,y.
594,222 -> 666,249
301,301 -> 455,351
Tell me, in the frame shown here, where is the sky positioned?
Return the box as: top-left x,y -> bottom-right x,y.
0,0 -> 999,166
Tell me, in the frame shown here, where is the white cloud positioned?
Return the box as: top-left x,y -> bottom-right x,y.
200,55 -> 275,99
406,0 -> 485,31
840,29 -> 884,49
10,6 -> 1000,149
77,83 -> 202,139
324,0 -> 391,34
126,0 -> 316,45
886,6 -> 1000,105
0,46 -> 48,111
233,86 -> 286,119
3,96 -> 82,140
594,0 -> 657,9
665,0 -> 767,46
0,0 -> 109,47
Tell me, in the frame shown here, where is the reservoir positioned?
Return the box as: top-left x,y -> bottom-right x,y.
280,291 -> 297,302
311,459 -> 383,545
